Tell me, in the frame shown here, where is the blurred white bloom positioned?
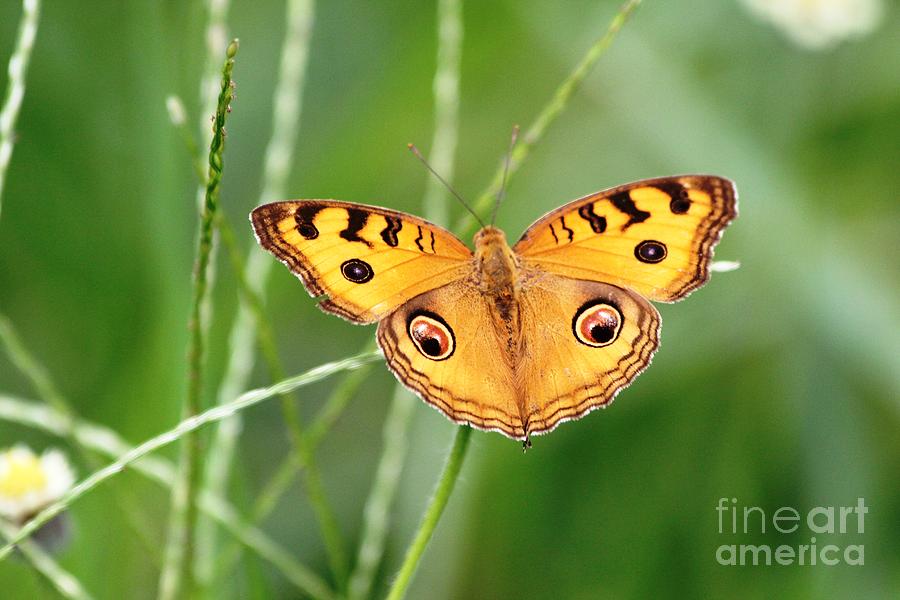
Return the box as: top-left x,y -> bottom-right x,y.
741,0 -> 883,49
0,445 -> 75,523
166,95 -> 187,127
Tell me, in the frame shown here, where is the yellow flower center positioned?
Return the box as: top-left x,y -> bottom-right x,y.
0,451 -> 48,498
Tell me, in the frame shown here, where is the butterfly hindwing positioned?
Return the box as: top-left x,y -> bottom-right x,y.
514,175 -> 737,302
516,273 -> 660,436
376,271 -> 660,440
251,201 -> 472,324
376,278 -> 526,438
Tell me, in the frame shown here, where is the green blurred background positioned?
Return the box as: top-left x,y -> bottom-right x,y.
1,0 -> 898,598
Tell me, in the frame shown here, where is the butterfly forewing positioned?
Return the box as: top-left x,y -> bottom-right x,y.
251,200 -> 472,324
514,175 -> 737,302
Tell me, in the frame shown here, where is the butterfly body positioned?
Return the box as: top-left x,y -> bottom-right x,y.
251,175 -> 737,442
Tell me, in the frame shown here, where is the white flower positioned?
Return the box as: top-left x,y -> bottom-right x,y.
741,0 -> 884,49
0,445 -> 75,523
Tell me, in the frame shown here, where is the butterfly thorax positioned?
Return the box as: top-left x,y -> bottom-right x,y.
473,226 -> 523,357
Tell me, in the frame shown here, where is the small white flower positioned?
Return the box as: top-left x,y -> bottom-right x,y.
0,445 -> 75,523
741,0 -> 884,49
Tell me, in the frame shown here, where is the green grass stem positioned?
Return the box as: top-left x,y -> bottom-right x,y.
0,394 -> 333,598
456,0 -> 641,237
159,38 -> 239,600
0,0 -> 40,221
385,426 -> 472,600
0,349 -> 380,562
0,517 -> 92,600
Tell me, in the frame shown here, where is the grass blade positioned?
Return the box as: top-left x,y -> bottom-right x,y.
0,518 -> 93,600
0,394 -> 333,598
0,350 -> 380,562
0,0 -> 40,220
158,38 -> 239,600
385,427 -> 471,600
456,0 -> 641,236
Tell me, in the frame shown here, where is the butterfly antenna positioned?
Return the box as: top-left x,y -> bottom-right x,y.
490,124 -> 519,226
408,144 -> 485,228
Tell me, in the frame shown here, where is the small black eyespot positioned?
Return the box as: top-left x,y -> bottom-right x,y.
297,223 -> 319,239
635,240 -> 667,264
341,259 -> 374,283
670,191 -> 691,214
669,196 -> 691,215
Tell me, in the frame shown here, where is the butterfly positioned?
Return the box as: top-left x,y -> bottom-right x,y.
251,175 -> 737,446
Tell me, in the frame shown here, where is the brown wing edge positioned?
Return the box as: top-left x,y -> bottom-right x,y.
514,175 -> 739,303
376,320 -> 528,441
250,202 -> 327,297
251,202 -> 369,324
250,200 -> 475,325
667,175 -> 738,302
525,298 -> 661,439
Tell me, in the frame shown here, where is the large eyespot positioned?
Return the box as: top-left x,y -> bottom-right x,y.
573,301 -> 623,347
341,259 -> 374,283
408,312 -> 455,360
634,240 -> 667,264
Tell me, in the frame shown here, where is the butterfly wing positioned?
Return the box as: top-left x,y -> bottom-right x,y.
376,271 -> 660,440
516,272 -> 660,437
514,175 -> 737,302
376,278 -> 527,439
251,201 -> 472,324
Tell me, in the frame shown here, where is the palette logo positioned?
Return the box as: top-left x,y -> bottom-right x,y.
715,498 -> 867,566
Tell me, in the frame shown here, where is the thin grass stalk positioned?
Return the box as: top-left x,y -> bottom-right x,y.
0,518 -> 93,600
419,0 -> 462,229
0,0 -> 40,220
202,0 -> 315,522
348,1 -> 462,597
456,0 -> 641,237
0,394 -> 333,599
211,353 -> 374,581
0,349 -> 380,561
200,495 -> 336,600
347,386 -> 417,600
219,212 -> 351,591
159,39 -> 238,600
207,0 -> 353,588
210,7 -> 349,594
385,426 -> 471,600
159,0 -> 231,596
0,314 -> 68,412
